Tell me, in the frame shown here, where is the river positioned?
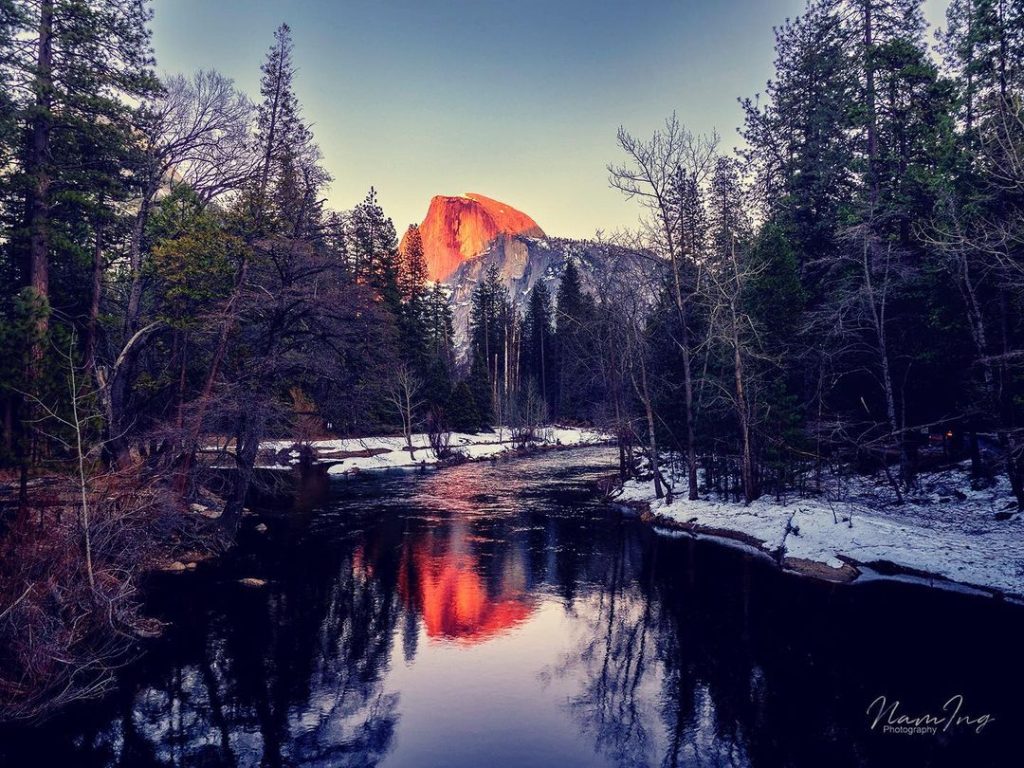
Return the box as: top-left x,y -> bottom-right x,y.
1,446 -> 1021,767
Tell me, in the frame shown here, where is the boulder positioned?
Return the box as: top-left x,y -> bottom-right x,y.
190,502 -> 222,520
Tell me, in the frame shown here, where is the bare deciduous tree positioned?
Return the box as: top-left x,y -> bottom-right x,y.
609,114 -> 718,500
387,364 -> 424,459
124,70 -> 256,336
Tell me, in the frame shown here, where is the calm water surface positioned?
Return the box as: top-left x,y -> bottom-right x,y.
1,447 -> 1022,767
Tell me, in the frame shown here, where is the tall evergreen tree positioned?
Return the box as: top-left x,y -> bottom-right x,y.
467,264 -> 513,427
248,23 -> 321,237
397,224 -> 431,379
349,187 -> 402,310
13,0 -> 157,302
941,0 -> 1024,136
741,1 -> 857,270
933,0 -> 1024,502
0,0 -> 158,465
554,258 -> 595,422
522,281 -> 555,413
422,282 -> 455,406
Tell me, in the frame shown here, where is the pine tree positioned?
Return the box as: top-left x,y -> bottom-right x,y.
825,0 -> 927,200
446,379 -> 481,434
397,224 -> 431,381
249,23 -> 323,237
740,0 -> 959,494
425,283 -> 454,362
0,0 -> 158,463
522,280 -> 555,413
400,224 -> 428,300
668,163 -> 708,263
554,258 -> 595,422
422,282 -> 455,407
941,0 -> 1024,136
740,1 -> 857,270
707,158 -> 750,259
933,1 -> 1024,502
350,187 -> 402,311
9,0 -> 157,325
746,222 -> 807,490
467,264 -> 513,427
0,1 -> 17,198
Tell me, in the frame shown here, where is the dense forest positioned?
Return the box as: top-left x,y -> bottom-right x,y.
597,0 -> 1024,510
0,0 -> 1022,721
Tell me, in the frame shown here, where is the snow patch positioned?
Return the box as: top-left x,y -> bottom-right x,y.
259,427 -> 610,476
616,468 -> 1024,598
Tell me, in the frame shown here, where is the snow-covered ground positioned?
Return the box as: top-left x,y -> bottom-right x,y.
260,426 -> 610,475
614,463 -> 1024,599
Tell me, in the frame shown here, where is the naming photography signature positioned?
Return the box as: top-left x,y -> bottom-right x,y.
866,694 -> 994,736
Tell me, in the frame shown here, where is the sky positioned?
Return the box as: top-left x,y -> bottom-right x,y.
151,0 -> 949,239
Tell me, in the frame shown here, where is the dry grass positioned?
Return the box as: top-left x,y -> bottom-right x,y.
0,464 -> 222,722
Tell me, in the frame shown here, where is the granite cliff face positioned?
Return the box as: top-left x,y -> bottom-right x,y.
400,193 -> 545,282
402,193 -> 645,354
445,234 -> 642,351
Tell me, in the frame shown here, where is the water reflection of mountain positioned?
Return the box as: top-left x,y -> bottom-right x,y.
397,521 -> 535,644
1,450 -> 1021,768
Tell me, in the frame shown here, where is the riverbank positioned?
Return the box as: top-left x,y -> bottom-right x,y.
258,426 -> 610,475
10,445 -> 1021,768
612,463 -> 1024,601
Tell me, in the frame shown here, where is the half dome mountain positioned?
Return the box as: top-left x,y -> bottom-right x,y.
400,193 -> 545,282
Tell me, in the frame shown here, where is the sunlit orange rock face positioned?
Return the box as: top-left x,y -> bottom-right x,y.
401,193 -> 545,282
398,526 -> 534,644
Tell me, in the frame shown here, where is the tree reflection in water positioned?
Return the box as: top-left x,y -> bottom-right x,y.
548,517 -> 1024,768
73,536 -> 403,768
1,448 -> 1021,768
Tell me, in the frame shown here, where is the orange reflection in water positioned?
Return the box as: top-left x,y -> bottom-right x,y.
399,522 -> 534,645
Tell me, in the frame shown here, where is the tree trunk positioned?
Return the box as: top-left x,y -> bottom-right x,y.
177,259 -> 249,492
69,359 -> 96,592
404,386 -> 416,459
666,248 -> 700,500
176,331 -> 189,428
124,190 -> 155,335
539,322 -> 547,406
635,359 -> 664,499
101,321 -> 162,465
613,396 -> 628,481
20,1 -> 55,470
863,0 -> 878,203
221,407 -> 267,533
84,217 -> 105,374
969,430 -> 984,479
3,397 -> 13,458
863,238 -> 906,496
679,317 -> 699,500
965,3 -> 975,134
733,321 -> 756,504
25,0 -> 54,338
1006,435 -> 1024,509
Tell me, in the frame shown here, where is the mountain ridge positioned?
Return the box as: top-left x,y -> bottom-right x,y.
445,233 -> 644,352
400,193 -> 545,281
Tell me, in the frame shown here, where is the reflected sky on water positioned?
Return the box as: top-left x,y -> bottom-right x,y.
2,447 -> 1021,768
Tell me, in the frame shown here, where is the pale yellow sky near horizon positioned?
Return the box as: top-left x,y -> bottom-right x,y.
153,0 -> 950,240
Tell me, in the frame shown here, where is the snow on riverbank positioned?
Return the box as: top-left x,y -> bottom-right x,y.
614,464 -> 1024,598
261,427 -> 610,475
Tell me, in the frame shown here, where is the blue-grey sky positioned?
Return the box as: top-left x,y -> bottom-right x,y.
151,0 -> 948,238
